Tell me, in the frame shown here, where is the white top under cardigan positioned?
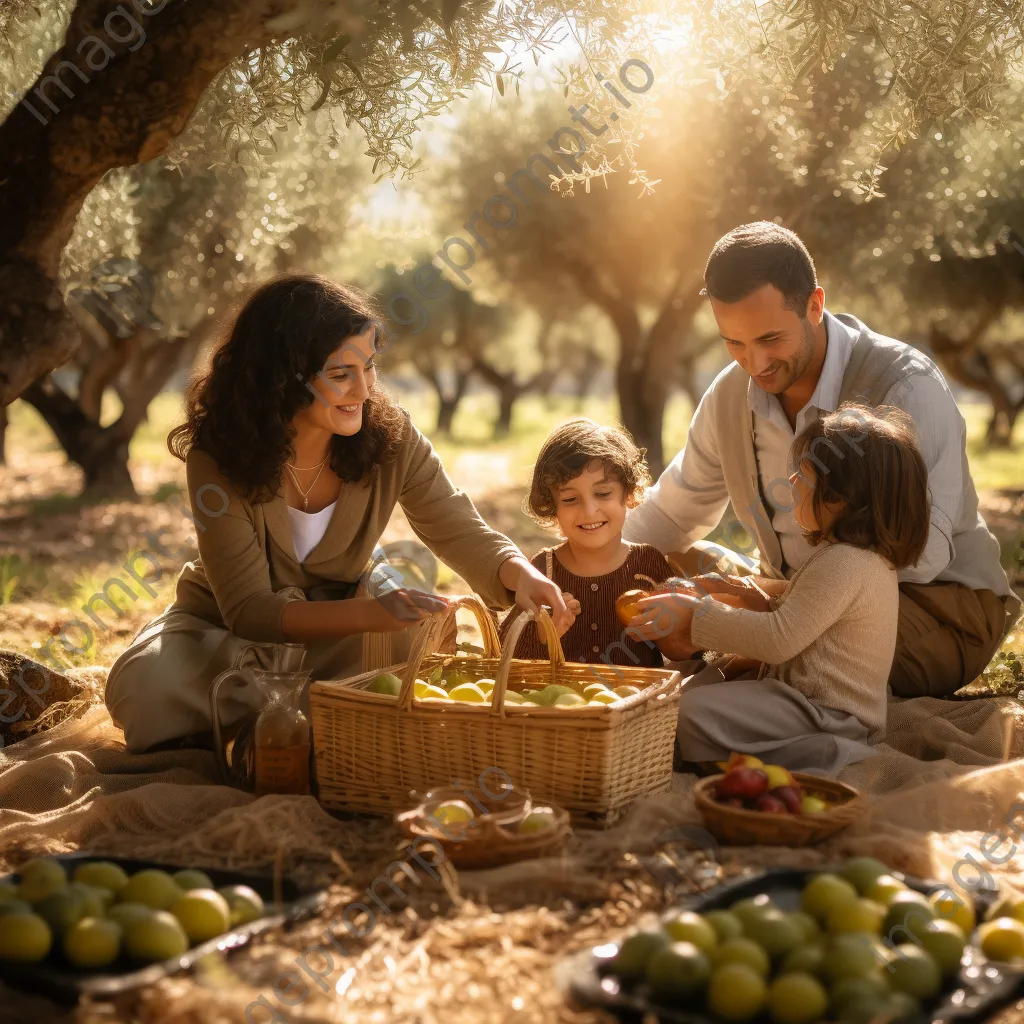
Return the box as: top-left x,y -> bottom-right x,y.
287,502 -> 337,563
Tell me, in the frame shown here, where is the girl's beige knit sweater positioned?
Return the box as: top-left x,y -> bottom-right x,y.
691,542 -> 897,738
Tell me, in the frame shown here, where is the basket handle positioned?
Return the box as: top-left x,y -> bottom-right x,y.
396,594 -> 502,710
490,606 -> 566,715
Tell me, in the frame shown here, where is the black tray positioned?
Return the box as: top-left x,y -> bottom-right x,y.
556,867 -> 1024,1024
0,854 -> 329,1002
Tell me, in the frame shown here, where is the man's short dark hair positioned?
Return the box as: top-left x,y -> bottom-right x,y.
703,221 -> 818,314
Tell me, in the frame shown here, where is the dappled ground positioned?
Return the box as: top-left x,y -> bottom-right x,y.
1,389 -> 1022,681
1,390 -> 1023,1024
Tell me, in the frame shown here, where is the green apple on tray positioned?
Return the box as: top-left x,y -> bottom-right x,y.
0,857 -> 265,967
595,856 -> 1024,1023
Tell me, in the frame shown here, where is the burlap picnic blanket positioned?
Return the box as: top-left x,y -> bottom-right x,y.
1,664 -> 1022,891
2,665 -> 1024,1024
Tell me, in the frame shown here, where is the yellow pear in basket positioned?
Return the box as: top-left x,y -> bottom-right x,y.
218,885 -> 265,926
475,678 -> 495,696
583,683 -> 610,697
416,683 -> 449,701
124,910 -> 189,962
368,672 -> 403,696
589,690 -> 619,705
554,693 -> 586,707
16,857 -> 67,903
0,911 -> 52,962
171,888 -> 231,943
73,861 -> 129,894
614,685 -> 642,698
173,869 -> 214,892
448,682 -> 487,703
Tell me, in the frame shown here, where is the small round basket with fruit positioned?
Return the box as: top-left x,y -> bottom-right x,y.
693,755 -> 863,847
395,784 -> 571,870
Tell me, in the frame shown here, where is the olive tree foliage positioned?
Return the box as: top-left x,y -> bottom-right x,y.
723,0 -> 1024,193
1,0 -> 1023,413
21,89 -> 370,495
0,0 -> 663,407
897,120 -> 1024,447
376,261 -> 560,438
430,33 -> 913,474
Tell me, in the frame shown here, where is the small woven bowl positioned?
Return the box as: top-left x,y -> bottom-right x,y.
395,784 -> 571,869
693,772 -> 863,847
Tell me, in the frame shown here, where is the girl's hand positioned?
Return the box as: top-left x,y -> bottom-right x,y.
500,556 -> 572,633
630,592 -> 703,661
374,588 -> 450,629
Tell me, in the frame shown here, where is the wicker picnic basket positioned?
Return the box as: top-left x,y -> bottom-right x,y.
693,772 -> 863,846
309,594 -> 684,826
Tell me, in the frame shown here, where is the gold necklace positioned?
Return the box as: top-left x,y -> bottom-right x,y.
285,457 -> 330,511
289,454 -> 330,472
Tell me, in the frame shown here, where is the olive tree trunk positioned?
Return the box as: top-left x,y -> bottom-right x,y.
0,0 -> 284,406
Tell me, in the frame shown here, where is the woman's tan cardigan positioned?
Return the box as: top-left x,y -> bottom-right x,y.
171,412 -> 521,643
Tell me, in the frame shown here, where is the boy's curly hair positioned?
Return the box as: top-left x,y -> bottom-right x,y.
527,419 -> 651,525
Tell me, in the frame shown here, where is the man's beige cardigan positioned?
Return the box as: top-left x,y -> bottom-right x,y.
173,412 -> 521,643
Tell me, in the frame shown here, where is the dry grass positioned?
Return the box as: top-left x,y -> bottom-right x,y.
0,390 -> 1022,1022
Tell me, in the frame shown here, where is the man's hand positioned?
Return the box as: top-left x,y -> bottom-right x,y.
630,592 -> 703,661
682,574 -> 773,612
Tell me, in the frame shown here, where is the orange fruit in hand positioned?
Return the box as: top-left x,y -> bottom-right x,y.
615,589 -> 648,626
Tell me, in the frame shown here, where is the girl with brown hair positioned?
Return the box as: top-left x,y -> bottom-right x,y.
105,274 -> 571,752
632,403 -> 932,775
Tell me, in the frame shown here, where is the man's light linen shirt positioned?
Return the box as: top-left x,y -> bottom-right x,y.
623,312 -> 1006,593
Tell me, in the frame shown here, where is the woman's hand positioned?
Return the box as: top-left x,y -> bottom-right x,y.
281,590 -> 448,643
373,588 -> 450,630
630,592 -> 703,661
499,556 -> 572,634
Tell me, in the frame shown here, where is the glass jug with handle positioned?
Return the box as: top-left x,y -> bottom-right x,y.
209,642 -> 311,795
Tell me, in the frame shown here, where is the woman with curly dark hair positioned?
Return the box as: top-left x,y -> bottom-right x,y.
105,274 -> 571,753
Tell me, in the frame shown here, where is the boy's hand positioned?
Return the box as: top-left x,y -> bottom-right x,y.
554,591 -> 581,637
501,556 -> 572,633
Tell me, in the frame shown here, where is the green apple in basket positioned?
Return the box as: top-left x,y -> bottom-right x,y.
527,684 -> 578,707
367,672 -> 403,696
